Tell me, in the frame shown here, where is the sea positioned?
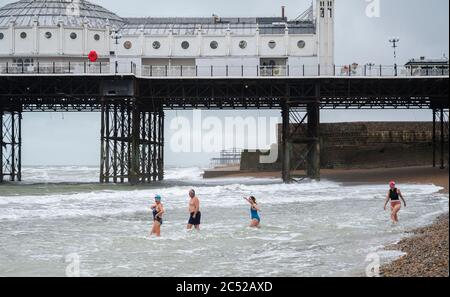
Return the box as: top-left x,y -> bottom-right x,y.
0,166 -> 448,277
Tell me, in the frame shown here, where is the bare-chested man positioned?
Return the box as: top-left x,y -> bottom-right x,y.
187,189 -> 201,230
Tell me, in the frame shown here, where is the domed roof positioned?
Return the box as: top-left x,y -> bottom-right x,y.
0,0 -> 124,29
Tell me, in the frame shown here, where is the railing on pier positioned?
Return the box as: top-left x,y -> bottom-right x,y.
0,61 -> 137,75
1,62 -> 448,78
210,148 -> 242,168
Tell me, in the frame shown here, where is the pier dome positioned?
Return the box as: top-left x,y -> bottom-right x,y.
0,0 -> 124,28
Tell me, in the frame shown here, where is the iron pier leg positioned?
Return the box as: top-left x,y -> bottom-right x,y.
130,102 -> 141,185
440,108 -> 445,169
99,99 -> 165,185
0,109 -> 22,183
99,100 -> 106,183
158,110 -> 165,181
433,109 -> 436,168
306,102 -> 321,180
0,105 -> 3,183
281,101 -> 291,183
18,112 -> 22,181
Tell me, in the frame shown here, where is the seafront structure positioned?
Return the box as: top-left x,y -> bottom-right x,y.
0,0 -> 334,76
0,0 -> 448,184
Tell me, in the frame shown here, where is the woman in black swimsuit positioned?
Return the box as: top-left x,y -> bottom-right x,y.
383,181 -> 406,224
150,194 -> 165,237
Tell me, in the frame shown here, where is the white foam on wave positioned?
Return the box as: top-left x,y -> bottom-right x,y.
0,176 -> 446,222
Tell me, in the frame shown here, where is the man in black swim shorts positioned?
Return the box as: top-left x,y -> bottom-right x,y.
187,189 -> 201,230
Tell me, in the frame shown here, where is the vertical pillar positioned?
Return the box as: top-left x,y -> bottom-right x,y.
0,109 -> 21,183
0,106 -> 3,183
152,111 -> 157,181
307,83 -> 321,180
113,105 -> 119,183
130,102 -> 141,185
440,108 -> 445,169
104,104 -> 111,183
433,109 -> 436,168
17,112 -> 22,182
99,101 -> 106,183
11,111 -> 15,181
120,104 -> 126,183
158,110 -> 165,181
281,101 -> 291,183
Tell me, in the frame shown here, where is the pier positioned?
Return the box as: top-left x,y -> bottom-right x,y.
1,64 -> 448,184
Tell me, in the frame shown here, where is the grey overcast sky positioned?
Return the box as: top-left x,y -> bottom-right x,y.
1,0 -> 447,166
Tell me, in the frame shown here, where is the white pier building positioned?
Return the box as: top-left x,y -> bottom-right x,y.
0,0 -> 335,76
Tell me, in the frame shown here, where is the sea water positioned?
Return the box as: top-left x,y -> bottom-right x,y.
0,166 -> 448,277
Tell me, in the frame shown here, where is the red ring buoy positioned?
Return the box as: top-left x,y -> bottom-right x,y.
88,50 -> 98,62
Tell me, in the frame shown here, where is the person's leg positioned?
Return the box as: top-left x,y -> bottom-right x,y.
393,204 -> 401,223
194,224 -> 200,231
155,222 -> 161,237
390,205 -> 396,223
151,222 -> 156,236
187,224 -> 193,230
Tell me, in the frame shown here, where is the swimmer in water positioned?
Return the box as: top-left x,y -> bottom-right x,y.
244,196 -> 261,228
383,181 -> 406,224
150,194 -> 165,237
187,189 -> 201,231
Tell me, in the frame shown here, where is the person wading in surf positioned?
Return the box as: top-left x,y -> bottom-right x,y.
383,181 -> 406,224
150,194 -> 165,237
187,189 -> 201,231
244,196 -> 261,228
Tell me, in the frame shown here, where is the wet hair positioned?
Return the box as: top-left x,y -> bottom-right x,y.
189,189 -> 196,197
250,196 -> 256,203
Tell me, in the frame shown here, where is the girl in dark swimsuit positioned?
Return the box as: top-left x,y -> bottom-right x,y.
150,195 -> 165,237
383,181 -> 406,224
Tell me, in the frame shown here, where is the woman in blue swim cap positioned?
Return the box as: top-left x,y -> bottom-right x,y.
150,194 -> 165,237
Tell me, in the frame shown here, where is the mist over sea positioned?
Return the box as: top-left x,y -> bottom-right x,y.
0,166 -> 448,276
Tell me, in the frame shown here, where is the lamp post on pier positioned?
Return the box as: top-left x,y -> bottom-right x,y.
389,37 -> 400,76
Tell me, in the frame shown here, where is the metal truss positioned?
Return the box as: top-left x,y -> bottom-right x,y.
100,99 -> 164,184
432,108 -> 450,169
0,75 -> 448,184
1,109 -> 21,182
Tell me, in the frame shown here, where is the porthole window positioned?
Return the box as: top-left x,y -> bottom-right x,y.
20,32 -> 27,39
297,40 -> 306,49
94,34 -> 100,41
181,41 -> 190,49
0,33 -> 4,40
45,32 -> 52,39
239,40 -> 247,49
210,41 -> 218,49
70,32 -> 77,40
268,40 -> 276,49
124,41 -> 132,49
152,41 -> 161,49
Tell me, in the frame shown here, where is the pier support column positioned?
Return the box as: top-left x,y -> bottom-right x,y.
100,99 -> 164,184
129,102 -> 141,185
440,108 -> 446,169
281,101 -> 291,183
306,101 -> 320,180
0,108 -> 22,183
433,109 -> 437,168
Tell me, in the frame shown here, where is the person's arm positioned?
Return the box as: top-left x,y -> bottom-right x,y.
383,192 -> 390,210
157,205 -> 165,217
253,203 -> 261,212
398,189 -> 406,207
151,203 -> 156,210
